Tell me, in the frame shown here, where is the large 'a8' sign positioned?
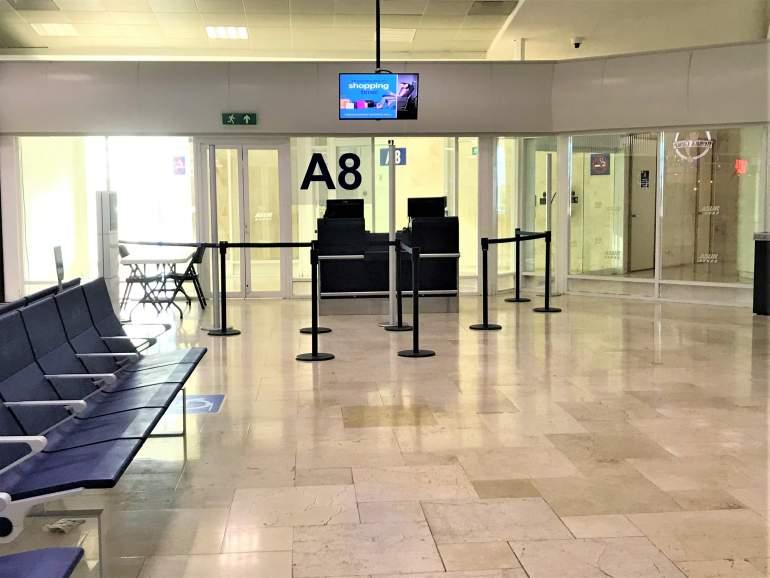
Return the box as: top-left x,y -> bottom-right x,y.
300,153 -> 362,191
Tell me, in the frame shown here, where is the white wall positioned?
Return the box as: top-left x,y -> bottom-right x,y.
552,42 -> 770,132
0,61 -> 555,135
2,43 -> 768,136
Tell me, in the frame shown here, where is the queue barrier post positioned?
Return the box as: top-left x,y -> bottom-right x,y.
300,243 -> 332,335
533,230 -> 562,314
470,237 -> 502,331
207,241 -> 241,336
385,241 -> 413,332
505,227 -> 531,304
297,241 -> 335,362
398,245 -> 435,358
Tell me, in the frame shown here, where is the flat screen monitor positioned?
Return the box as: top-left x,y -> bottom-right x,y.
408,196 -> 446,219
339,73 -> 419,120
325,199 -> 364,219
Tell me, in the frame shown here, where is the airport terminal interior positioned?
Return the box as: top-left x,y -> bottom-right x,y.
1,0 -> 770,577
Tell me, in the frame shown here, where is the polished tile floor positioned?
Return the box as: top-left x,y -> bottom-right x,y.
2,294 -> 769,577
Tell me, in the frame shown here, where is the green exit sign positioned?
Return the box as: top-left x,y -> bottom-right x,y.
222,112 -> 258,126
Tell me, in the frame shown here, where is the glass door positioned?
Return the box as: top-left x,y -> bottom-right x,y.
201,140 -> 290,298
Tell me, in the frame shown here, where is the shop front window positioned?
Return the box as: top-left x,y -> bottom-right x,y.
661,126 -> 766,284
570,133 -> 657,278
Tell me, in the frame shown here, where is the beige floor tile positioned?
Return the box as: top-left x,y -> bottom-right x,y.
560,514 -> 643,538
295,468 -> 353,486
292,522 -> 443,577
395,425 -> 552,453
358,501 -> 426,523
422,498 -> 572,543
438,542 -> 521,571
353,465 -> 476,502
371,568 -> 527,578
296,433 -> 405,468
228,485 -> 359,527
547,432 -> 674,465
138,552 -> 292,578
220,526 -> 292,553
677,559 -> 764,577
628,454 -> 766,492
510,538 -> 684,577
342,405 -> 438,427
458,447 -> 579,480
629,509 -> 770,561
668,489 -> 747,511
533,472 -> 682,516
472,479 -> 542,499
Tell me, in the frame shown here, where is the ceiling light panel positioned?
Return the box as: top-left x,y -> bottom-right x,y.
206,25 -> 248,39
30,22 -> 77,36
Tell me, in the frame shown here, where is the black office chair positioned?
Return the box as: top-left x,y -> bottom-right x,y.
118,244 -> 162,311
167,245 -> 207,310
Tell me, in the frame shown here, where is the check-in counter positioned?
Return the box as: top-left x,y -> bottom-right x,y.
316,214 -> 459,315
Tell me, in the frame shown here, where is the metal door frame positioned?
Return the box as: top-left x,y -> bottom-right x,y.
194,137 -> 291,299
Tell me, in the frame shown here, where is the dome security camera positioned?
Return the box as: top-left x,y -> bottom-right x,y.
572,37 -> 584,49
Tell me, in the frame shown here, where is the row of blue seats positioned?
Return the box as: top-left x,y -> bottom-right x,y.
0,278 -> 207,576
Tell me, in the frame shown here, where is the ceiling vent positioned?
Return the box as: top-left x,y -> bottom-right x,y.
467,1 -> 518,16
8,0 -> 60,9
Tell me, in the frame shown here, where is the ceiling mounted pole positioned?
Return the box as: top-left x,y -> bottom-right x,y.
375,0 -> 381,71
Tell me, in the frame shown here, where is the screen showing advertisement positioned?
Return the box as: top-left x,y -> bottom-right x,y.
339,73 -> 419,120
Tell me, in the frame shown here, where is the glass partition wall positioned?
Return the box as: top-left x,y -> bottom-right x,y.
565,125 -> 767,302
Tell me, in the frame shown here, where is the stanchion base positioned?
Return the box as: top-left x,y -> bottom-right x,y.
505,297 -> 531,303
533,307 -> 562,313
384,324 -> 413,332
469,323 -> 502,331
296,352 -> 335,362
207,327 -> 241,336
398,349 -> 436,358
299,327 -> 332,334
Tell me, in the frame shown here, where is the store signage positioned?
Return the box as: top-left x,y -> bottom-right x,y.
700,205 -> 720,215
221,112 -> 258,126
673,131 -> 712,161
173,156 -> 186,175
697,253 -> 719,264
300,153 -> 362,191
735,159 -> 749,175
590,153 -> 610,176
640,170 -> 650,188
379,147 -> 407,166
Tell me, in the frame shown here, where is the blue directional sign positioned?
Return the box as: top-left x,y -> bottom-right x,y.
379,147 -> 407,166
171,394 -> 225,415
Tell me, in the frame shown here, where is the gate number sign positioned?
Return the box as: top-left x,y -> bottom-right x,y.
379,147 -> 407,166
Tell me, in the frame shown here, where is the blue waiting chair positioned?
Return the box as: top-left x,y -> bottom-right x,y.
0,547 -> 83,578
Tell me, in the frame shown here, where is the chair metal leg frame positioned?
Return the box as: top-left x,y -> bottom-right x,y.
29,506 -> 105,578
148,389 -> 188,463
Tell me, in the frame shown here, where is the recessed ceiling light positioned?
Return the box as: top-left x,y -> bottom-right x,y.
206,26 -> 248,40
381,28 -> 416,43
30,23 -> 77,37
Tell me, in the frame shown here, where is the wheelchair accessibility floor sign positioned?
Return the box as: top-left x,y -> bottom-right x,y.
171,394 -> 225,415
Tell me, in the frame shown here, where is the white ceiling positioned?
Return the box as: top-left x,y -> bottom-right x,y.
0,0 -> 766,59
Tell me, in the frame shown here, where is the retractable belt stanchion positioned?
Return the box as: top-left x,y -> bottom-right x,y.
300,246 -> 332,335
505,227 -> 531,304
398,244 -> 435,358
533,231 -> 562,314
207,241 -> 241,336
297,241 -> 335,362
470,237 -> 501,331
385,241 -> 413,332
